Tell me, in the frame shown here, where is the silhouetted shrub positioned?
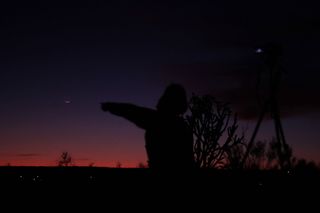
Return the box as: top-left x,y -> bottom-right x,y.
137,162 -> 148,168
186,95 -> 244,168
226,138 -> 296,170
116,161 -> 122,168
293,159 -> 319,175
58,152 -> 73,167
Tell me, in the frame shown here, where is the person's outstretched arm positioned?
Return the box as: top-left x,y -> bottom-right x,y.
101,102 -> 156,129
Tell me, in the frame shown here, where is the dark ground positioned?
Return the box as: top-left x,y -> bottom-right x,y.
1,167 -> 318,209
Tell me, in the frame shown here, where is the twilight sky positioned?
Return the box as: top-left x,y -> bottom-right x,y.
1,0 -> 320,167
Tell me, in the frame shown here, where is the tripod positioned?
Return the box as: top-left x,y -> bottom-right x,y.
241,44 -> 291,170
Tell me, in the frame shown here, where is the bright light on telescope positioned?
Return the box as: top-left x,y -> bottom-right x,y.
256,48 -> 263,53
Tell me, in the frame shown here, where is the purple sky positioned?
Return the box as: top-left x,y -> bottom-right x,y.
0,0 -> 319,166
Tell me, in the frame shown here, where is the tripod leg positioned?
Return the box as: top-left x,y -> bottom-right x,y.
276,112 -> 287,151
273,111 -> 284,168
272,101 -> 291,169
241,102 -> 268,168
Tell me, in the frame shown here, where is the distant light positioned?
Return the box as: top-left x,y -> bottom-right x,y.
256,48 -> 263,53
19,176 -> 23,179
64,100 -> 72,104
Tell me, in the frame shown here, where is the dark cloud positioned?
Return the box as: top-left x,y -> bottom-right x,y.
153,0 -> 320,121
162,59 -> 320,120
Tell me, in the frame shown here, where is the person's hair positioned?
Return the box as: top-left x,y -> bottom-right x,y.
156,84 -> 188,115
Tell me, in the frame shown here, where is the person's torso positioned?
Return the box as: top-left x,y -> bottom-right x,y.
145,114 -> 193,168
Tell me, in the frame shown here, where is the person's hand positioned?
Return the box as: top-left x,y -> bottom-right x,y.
101,102 -> 110,112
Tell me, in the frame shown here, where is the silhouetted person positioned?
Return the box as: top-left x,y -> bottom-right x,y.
101,84 -> 194,169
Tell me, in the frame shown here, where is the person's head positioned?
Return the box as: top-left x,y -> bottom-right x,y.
156,84 -> 188,115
